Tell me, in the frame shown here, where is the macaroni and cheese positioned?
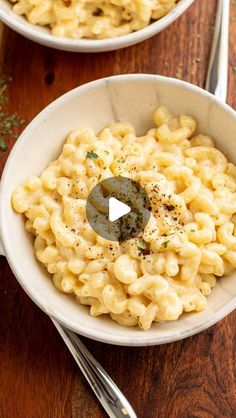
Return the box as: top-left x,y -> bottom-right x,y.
9,0 -> 179,39
12,107 -> 236,330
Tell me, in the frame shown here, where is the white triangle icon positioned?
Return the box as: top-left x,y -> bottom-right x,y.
109,197 -> 131,222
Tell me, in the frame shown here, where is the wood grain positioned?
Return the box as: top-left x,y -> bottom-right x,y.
1,1 -> 236,417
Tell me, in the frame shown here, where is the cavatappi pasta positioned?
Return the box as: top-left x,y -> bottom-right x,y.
9,0 -> 179,39
12,107 -> 236,330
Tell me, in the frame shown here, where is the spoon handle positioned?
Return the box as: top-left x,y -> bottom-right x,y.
205,0 -> 230,102
51,319 -> 137,418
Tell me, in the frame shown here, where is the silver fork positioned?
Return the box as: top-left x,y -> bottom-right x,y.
205,0 -> 230,102
52,319 -> 137,418
52,1 -> 230,417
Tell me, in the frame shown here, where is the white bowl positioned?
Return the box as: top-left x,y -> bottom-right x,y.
0,0 -> 195,52
1,74 -> 236,346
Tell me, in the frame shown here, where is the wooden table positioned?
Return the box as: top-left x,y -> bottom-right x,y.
1,1 -> 236,417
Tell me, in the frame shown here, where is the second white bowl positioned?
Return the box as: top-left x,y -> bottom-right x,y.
0,0 -> 195,52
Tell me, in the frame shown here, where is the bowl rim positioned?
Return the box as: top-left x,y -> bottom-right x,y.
1,73 -> 236,346
0,0 -> 195,51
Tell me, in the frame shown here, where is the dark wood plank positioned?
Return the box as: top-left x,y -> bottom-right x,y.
0,0 -> 236,417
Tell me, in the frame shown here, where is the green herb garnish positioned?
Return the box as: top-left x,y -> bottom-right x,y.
0,75 -> 25,152
0,140 -> 7,151
117,157 -> 125,163
104,150 -> 109,155
138,239 -> 147,252
161,240 -> 169,248
86,150 -> 99,160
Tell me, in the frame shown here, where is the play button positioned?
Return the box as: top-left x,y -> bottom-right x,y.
86,176 -> 151,242
109,197 -> 131,222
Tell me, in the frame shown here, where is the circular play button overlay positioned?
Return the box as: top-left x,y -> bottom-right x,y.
86,176 -> 151,242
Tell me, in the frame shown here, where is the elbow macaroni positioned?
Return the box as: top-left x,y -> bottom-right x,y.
9,0 -> 179,40
12,106 -> 236,330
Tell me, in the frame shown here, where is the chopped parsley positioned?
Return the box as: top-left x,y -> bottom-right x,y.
86,150 -> 99,160
0,140 -> 7,151
138,239 -> 147,251
117,157 -> 125,163
161,240 -> 169,248
0,75 -> 25,152
104,150 -> 109,155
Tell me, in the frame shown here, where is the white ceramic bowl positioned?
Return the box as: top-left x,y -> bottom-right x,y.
0,0 -> 195,52
1,74 -> 236,346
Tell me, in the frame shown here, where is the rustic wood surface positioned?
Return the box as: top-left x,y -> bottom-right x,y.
0,0 -> 236,417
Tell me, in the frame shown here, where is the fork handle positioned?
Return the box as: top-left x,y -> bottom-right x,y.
51,319 -> 137,418
205,0 -> 230,103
